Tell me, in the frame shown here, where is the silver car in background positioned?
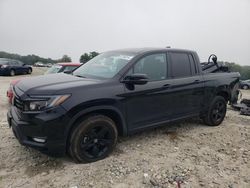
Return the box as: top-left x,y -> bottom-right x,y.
240,79 -> 250,90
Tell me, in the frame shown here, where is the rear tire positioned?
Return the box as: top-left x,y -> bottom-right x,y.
242,85 -> 249,90
202,96 -> 227,126
9,69 -> 15,76
27,68 -> 32,74
68,115 -> 118,163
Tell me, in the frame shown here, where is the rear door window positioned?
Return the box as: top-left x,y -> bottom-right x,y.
14,61 -> 22,66
8,61 -> 16,66
169,52 -> 192,78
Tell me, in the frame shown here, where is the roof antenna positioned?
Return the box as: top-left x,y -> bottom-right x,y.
166,46 -> 171,48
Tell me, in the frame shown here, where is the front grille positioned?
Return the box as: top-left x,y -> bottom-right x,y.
13,95 -> 24,111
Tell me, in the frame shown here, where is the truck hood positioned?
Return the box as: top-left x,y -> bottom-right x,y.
15,73 -> 101,95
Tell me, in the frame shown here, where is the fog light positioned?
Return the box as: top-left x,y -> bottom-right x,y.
32,137 -> 46,143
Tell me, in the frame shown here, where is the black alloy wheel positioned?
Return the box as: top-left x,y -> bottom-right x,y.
211,100 -> 226,124
79,125 -> 114,159
203,96 -> 227,126
68,115 -> 118,163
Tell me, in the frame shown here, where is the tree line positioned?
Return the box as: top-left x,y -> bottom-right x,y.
0,51 -> 249,80
0,51 -> 99,65
0,51 -> 57,65
222,62 -> 250,80
0,51 -> 73,65
79,52 -> 99,63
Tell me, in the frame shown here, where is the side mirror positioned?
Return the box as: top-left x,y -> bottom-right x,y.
63,70 -> 72,74
23,64 -> 26,66
122,74 -> 148,85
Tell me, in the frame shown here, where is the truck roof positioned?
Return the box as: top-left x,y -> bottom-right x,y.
110,48 -> 196,54
57,62 -> 82,66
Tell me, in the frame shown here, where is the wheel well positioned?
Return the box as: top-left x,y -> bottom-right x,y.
217,91 -> 229,101
66,109 -> 125,151
88,109 -> 124,136
67,109 -> 125,141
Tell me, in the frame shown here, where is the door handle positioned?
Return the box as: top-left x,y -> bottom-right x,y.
193,80 -> 200,83
162,84 -> 171,89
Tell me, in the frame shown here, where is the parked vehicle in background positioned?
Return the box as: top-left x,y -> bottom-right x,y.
6,63 -> 81,104
44,62 -> 82,74
0,58 -> 32,76
7,48 -> 240,163
240,79 -> 250,90
45,63 -> 53,67
34,62 -> 46,67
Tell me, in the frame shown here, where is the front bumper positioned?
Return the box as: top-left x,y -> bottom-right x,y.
7,106 -> 70,156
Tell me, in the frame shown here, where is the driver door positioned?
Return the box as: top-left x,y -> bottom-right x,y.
122,53 -> 172,132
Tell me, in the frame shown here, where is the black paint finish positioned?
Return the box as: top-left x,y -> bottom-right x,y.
7,48 -> 240,156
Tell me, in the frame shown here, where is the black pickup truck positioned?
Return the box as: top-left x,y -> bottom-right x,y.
7,48 -> 240,162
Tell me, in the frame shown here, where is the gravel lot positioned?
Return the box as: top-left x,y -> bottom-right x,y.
0,68 -> 249,188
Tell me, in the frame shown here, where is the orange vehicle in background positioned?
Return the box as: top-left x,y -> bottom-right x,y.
7,62 -> 82,104
7,79 -> 21,104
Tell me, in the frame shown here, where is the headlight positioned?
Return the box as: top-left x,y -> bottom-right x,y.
24,95 -> 70,111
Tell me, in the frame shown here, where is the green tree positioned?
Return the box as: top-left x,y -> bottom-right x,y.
89,51 -> 99,59
80,51 -> 99,64
59,55 -> 72,62
0,51 -> 57,65
80,53 -> 91,63
223,62 -> 250,80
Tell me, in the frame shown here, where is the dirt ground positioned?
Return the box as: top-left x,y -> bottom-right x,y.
0,68 -> 249,188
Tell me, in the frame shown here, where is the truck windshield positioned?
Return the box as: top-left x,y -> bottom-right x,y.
73,52 -> 135,79
45,65 -> 62,74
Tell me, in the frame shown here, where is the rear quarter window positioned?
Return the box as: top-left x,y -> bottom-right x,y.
169,52 -> 192,78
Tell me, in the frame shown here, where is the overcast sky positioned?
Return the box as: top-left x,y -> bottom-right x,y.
0,0 -> 249,65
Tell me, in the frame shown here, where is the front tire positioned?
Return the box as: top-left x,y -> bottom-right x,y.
27,68 -> 32,74
68,115 -> 118,163
9,69 -> 15,76
202,96 -> 227,126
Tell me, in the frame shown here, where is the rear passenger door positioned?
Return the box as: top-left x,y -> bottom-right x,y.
10,60 -> 23,74
15,61 -> 26,74
167,52 -> 204,118
8,61 -> 19,73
